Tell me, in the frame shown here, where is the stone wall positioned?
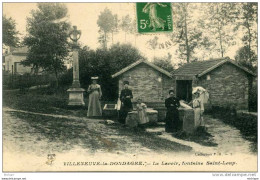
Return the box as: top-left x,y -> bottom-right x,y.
118,63 -> 173,103
198,63 -> 250,110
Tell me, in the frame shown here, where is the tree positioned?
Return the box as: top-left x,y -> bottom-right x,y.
235,46 -> 257,72
75,43 -> 144,100
97,8 -> 115,49
120,15 -> 132,42
3,15 -> 19,47
22,3 -> 70,87
234,3 -> 257,67
200,3 -> 238,57
109,43 -> 144,73
129,19 -> 139,46
171,3 -> 209,63
111,14 -> 120,45
153,53 -> 175,73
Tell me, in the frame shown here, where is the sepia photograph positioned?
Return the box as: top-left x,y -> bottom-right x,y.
1,1 -> 258,175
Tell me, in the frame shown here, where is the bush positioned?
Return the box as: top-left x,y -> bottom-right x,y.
3,73 -> 52,90
249,82 -> 257,112
210,106 -> 257,145
58,43 -> 144,101
58,68 -> 73,87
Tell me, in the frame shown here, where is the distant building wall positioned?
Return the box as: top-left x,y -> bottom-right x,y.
5,54 -> 31,74
118,63 -> 172,103
197,63 -> 250,110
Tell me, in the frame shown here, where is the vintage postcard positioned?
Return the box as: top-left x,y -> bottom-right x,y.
2,1 -> 258,175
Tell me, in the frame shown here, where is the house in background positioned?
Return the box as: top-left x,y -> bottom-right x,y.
112,59 -> 173,103
173,57 -> 256,110
4,46 -> 32,75
112,60 -> 173,119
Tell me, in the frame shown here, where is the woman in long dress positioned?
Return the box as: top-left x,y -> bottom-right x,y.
165,90 -> 180,132
87,77 -> 102,117
192,90 -> 205,127
136,98 -> 149,125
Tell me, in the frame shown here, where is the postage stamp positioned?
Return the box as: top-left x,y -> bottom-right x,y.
2,1 -> 258,176
136,3 -> 173,33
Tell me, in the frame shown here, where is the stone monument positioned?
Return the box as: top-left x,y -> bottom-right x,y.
67,26 -> 85,106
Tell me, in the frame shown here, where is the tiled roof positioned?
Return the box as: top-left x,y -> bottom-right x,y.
112,59 -> 172,78
174,58 -> 227,76
174,57 -> 256,77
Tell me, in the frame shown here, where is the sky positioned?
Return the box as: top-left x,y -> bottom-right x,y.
3,2 -> 245,64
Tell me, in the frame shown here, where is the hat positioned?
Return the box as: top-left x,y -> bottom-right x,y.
91,76 -> 99,80
169,90 -> 174,94
192,89 -> 200,94
123,80 -> 129,85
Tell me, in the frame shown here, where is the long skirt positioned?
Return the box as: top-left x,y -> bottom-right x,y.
165,109 -> 180,132
138,109 -> 149,124
194,108 -> 204,127
87,91 -> 102,117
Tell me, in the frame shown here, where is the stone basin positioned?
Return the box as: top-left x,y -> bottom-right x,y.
126,108 -> 158,127
179,108 -> 196,134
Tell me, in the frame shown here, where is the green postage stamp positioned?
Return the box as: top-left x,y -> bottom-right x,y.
136,3 -> 173,33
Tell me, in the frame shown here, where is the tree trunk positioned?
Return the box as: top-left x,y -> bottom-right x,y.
184,4 -> 190,63
246,15 -> 252,62
54,69 -> 59,89
53,56 -> 59,89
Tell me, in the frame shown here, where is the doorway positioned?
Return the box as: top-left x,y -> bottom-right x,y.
176,80 -> 192,102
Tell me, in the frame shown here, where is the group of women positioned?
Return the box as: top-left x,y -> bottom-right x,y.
86,77 -> 206,132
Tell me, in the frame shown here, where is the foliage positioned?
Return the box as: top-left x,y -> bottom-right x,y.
200,3 -> 238,57
111,14 -> 120,44
97,8 -> 117,49
235,46 -> 257,73
233,3 -> 258,70
3,15 -> 19,47
210,106 -> 257,152
3,73 -> 52,90
249,81 -> 257,112
22,3 -> 70,86
152,53 -> 175,73
120,15 -> 132,42
171,3 -> 209,63
64,43 -> 144,100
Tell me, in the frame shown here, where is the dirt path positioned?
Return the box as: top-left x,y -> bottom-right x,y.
3,107 -> 257,171
3,107 -> 255,155
206,115 -> 254,155
3,107 -> 192,156
146,115 -> 255,155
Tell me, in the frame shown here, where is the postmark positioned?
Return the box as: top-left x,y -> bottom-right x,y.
136,3 -> 173,33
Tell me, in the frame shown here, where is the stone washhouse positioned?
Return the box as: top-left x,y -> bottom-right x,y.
112,60 -> 173,121
173,57 -> 256,110
111,58 -> 256,126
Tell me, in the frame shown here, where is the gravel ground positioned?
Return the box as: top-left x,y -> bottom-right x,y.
3,107 -> 257,172
3,108 -> 192,157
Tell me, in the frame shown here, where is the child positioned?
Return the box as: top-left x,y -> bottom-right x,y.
136,98 -> 149,125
